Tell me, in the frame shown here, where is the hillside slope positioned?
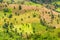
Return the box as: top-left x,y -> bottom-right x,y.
0,1 -> 60,40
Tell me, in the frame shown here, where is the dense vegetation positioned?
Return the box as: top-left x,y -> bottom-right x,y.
30,0 -> 60,12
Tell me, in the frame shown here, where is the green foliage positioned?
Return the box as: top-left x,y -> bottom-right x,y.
8,14 -> 12,18
30,0 -> 52,4
2,23 -> 9,29
3,8 -> 12,13
9,22 -> 14,29
33,14 -> 36,17
28,16 -> 30,18
57,32 -> 60,38
0,0 -> 3,3
3,8 -> 9,12
52,1 -> 60,13
0,0 -> 60,40
19,5 -> 22,10
0,22 -> 60,40
21,18 -> 23,21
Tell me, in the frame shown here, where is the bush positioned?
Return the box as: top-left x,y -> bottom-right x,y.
8,14 -> 12,18
57,32 -> 60,38
21,18 -> 23,21
28,16 -> 30,18
3,8 -> 9,12
4,13 -> 6,16
51,14 -> 54,20
0,0 -> 3,3
2,23 -> 9,29
33,14 -> 36,17
58,14 -> 60,18
15,12 -> 19,16
19,5 -> 22,10
3,8 -> 12,13
40,18 -> 46,26
9,23 -> 14,29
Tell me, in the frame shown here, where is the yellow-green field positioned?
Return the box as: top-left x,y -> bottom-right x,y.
0,0 -> 60,40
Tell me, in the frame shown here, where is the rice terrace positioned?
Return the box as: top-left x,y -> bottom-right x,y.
0,0 -> 60,40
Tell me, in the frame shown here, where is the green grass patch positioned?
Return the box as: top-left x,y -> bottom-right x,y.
56,7 -> 60,12
24,1 -> 42,7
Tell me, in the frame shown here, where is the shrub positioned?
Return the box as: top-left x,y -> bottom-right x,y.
19,28 -> 21,30
9,23 -> 14,29
2,23 -> 9,29
3,8 -> 9,12
57,32 -> 60,38
4,13 -> 6,16
19,5 -> 22,10
21,18 -> 23,21
28,16 -> 30,18
3,8 -> 12,13
5,4 -> 7,7
0,0 -> 3,3
58,14 -> 60,18
4,19 -> 6,22
33,14 -> 36,17
14,18 -> 16,21
48,12 -> 50,14
15,28 -> 17,33
8,14 -> 12,18
15,12 -> 19,16
57,19 -> 59,24
40,18 -> 46,26
33,27 -> 35,33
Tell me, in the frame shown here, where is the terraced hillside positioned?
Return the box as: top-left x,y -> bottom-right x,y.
0,0 -> 60,40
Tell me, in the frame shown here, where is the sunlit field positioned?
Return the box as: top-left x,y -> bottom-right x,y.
0,0 -> 60,40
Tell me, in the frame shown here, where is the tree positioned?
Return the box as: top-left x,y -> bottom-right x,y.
4,13 -> 6,16
51,13 -> 54,20
33,13 -> 36,18
15,28 -> 17,33
3,23 -> 9,29
4,19 -> 6,22
15,12 -> 19,16
9,22 -> 14,29
28,16 -> 30,18
21,18 -> 23,21
58,14 -> 60,18
0,0 -> 3,3
19,28 -> 21,30
14,18 -> 16,21
19,5 -> 22,10
57,32 -> 60,38
57,19 -> 59,24
40,18 -> 46,26
5,4 -> 7,7
8,14 -> 12,18
3,8 -> 9,12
